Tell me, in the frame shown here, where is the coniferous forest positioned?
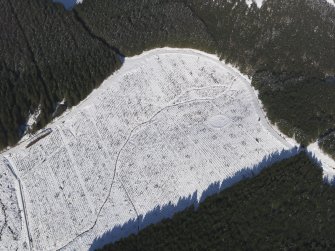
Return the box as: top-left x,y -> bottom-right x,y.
98,153 -> 335,251
1,0 -> 335,151
0,0 -> 120,148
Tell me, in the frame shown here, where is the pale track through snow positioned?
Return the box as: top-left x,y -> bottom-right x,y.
1,48 -> 300,250
0,200 -> 7,239
2,157 -> 32,251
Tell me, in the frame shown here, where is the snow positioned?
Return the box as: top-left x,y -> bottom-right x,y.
0,160 -> 29,250
326,0 -> 335,7
0,48 -> 297,250
207,115 -> 228,129
21,105 -> 41,141
245,0 -> 335,8
307,142 -> 335,182
245,0 -> 264,8
26,106 -> 41,130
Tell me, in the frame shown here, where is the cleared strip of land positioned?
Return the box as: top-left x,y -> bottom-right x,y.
1,48 -> 299,250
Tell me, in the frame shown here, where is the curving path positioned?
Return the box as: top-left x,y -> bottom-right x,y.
0,48 -> 298,250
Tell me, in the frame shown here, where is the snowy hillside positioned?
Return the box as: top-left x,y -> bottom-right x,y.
0,48 -> 297,250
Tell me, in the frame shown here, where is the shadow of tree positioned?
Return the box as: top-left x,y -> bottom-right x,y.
52,0 -> 78,10
89,147 -> 303,251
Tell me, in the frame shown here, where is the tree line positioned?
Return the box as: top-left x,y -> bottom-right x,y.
1,0 -> 335,153
98,153 -> 335,251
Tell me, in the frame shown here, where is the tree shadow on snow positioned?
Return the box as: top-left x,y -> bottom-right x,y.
89,147 -> 303,251
52,0 -> 78,10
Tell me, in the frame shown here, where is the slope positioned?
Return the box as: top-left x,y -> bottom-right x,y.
1,49 -> 295,250
98,152 -> 335,251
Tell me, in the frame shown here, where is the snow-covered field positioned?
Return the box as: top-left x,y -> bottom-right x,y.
0,48 -> 298,250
